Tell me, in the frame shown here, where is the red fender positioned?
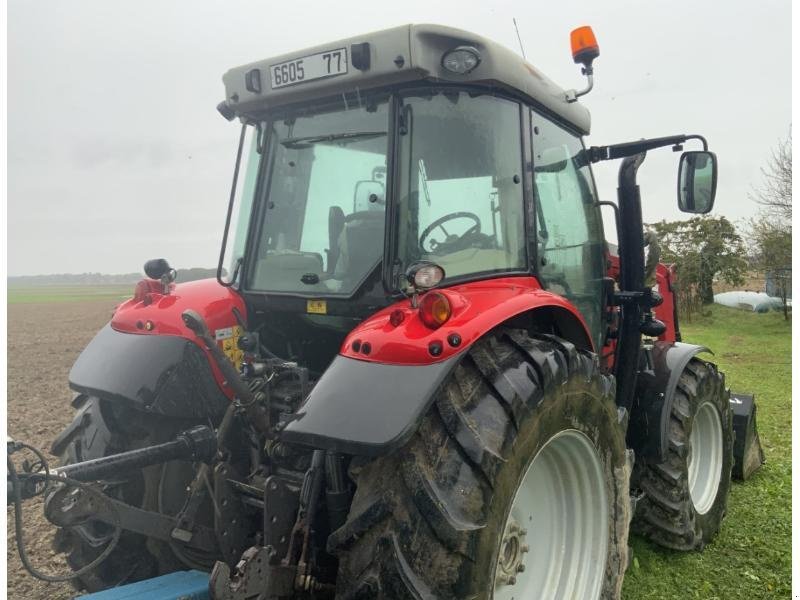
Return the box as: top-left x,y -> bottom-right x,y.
111,278 -> 247,398
340,276 -> 593,365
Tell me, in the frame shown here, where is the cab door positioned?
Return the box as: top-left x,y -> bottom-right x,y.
530,110 -> 606,350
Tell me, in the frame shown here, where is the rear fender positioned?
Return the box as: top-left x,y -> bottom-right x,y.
283,276 -> 592,456
69,324 -> 230,419
339,276 -> 592,365
281,353 -> 461,455
628,341 -> 710,462
68,278 -> 245,419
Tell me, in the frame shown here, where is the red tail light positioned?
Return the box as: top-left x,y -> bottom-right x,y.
389,309 -> 406,327
133,279 -> 162,304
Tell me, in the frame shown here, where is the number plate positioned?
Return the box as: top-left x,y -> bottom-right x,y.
270,48 -> 348,89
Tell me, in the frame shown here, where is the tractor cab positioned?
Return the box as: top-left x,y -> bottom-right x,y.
217,24 -> 609,369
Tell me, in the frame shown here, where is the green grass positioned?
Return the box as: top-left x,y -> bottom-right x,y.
622,305 -> 791,599
7,285 -> 133,304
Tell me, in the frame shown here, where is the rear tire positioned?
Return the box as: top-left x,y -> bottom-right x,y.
632,358 -> 733,550
330,330 -> 632,599
50,396 -> 191,591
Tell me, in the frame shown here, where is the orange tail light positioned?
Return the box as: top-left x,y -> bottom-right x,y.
419,292 -> 452,329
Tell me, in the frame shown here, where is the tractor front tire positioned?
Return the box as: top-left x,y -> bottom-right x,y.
330,330 -> 632,600
632,358 -> 734,550
50,395 -> 189,591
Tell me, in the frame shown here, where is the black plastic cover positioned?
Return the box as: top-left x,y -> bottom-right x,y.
281,353 -> 462,456
69,324 -> 229,419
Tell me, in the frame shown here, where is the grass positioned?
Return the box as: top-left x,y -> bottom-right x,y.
7,285 -> 133,304
622,305 -> 791,599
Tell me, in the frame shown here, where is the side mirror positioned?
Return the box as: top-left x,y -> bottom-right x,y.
353,180 -> 385,212
677,151 -> 717,214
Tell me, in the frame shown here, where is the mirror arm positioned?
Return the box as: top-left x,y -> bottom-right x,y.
588,133 -> 708,163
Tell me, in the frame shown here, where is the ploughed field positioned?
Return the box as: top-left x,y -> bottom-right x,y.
7,297 -> 119,599
6,291 -> 791,599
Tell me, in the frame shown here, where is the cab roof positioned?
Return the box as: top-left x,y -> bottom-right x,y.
222,24 -> 591,134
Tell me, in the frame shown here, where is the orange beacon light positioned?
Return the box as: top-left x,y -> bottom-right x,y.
570,26 -> 600,68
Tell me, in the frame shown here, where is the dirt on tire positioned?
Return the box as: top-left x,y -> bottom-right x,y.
331,330 -> 631,599
7,299 -> 117,600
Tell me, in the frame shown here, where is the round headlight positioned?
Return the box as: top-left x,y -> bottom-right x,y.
442,46 -> 481,74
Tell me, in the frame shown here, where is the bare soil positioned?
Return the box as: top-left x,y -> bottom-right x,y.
7,300 -> 116,599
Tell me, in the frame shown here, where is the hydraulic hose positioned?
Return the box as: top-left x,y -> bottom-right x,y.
8,425 -> 216,582
7,441 -> 122,582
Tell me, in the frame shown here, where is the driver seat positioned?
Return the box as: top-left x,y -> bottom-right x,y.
326,206 -> 346,274
334,211 -> 385,282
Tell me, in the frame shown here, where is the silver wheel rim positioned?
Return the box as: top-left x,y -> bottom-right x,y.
688,401 -> 723,514
493,430 -> 608,600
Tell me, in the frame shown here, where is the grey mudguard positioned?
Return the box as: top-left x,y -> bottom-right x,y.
281,353 -> 462,456
69,324 -> 229,420
628,341 -> 710,461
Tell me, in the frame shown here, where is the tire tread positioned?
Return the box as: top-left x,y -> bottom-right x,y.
332,329 -> 627,598
632,358 -> 733,551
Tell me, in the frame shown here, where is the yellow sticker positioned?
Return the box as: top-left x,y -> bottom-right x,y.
307,300 -> 327,315
220,325 -> 243,366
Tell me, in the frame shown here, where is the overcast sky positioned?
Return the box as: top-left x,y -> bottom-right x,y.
7,0 -> 792,276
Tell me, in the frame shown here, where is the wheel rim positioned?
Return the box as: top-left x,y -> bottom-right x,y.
493,430 -> 608,600
688,401 -> 723,514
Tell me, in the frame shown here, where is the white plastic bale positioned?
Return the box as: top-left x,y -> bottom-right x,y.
713,291 -> 786,313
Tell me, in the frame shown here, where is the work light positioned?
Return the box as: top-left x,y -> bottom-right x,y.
406,262 -> 445,289
442,46 -> 481,74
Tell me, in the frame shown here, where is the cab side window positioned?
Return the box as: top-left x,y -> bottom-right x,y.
531,113 -> 606,349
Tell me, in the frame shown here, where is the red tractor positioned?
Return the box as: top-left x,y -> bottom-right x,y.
9,24 -> 762,600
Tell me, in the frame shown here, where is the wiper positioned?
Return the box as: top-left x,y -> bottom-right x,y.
280,131 -> 387,149
418,158 -> 432,207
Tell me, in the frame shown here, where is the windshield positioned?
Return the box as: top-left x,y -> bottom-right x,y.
246,97 -> 389,295
395,91 -> 527,286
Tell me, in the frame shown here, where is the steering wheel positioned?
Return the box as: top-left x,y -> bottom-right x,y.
419,211 -> 482,254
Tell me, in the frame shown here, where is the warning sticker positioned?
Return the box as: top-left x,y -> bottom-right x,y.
217,325 -> 244,367
307,300 -> 327,315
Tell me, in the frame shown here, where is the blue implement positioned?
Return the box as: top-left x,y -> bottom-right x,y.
77,570 -> 209,600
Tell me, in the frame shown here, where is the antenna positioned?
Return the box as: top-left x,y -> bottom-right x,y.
512,18 -> 527,60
